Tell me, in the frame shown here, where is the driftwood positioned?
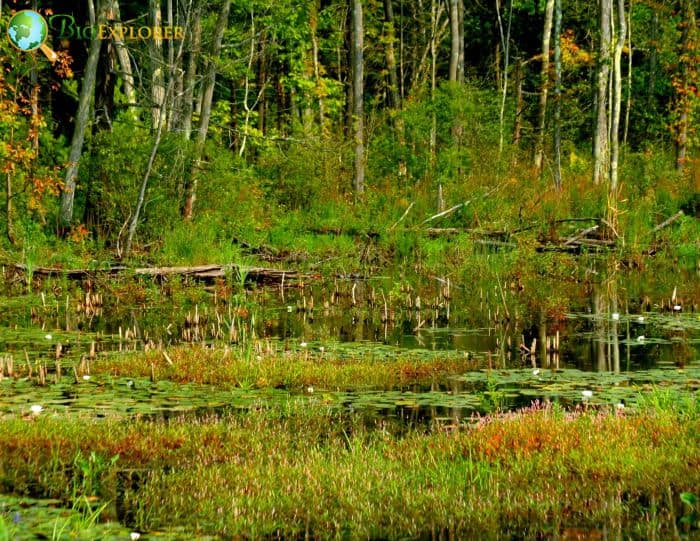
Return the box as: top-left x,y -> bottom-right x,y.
652,210 -> 684,234
12,263 -> 318,286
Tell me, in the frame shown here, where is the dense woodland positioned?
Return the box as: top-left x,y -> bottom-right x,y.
0,0 -> 698,263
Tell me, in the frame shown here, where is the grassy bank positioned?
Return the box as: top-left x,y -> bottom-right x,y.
0,399 -> 698,539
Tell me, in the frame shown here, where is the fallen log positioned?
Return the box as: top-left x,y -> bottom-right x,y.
12,263 -> 318,286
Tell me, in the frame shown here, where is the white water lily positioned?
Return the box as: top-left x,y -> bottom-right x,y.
44,334 -> 52,340
637,335 -> 645,342
673,305 -> 682,312
637,316 -> 645,323
300,342 -> 307,348
287,306 -> 293,313
30,404 -> 43,415
319,346 -> 325,353
532,368 -> 540,376
130,533 -> 141,541
582,390 -> 593,399
611,313 -> 620,321
307,386 -> 314,394
616,402 -> 625,410
82,375 -> 91,381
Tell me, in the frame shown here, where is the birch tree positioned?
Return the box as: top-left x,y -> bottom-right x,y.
610,0 -> 626,192
183,0 -> 232,219
593,0 -> 612,186
534,0 -> 555,173
60,0 -> 106,229
352,0 -> 365,194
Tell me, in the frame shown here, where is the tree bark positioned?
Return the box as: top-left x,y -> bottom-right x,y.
449,0 -> 460,82
60,0 -> 105,230
181,2 -> 201,141
513,57 -> 525,146
675,0 -> 696,172
534,0 -> 555,172
553,0 -> 562,189
150,0 -> 166,131
610,0 -> 626,192
593,0 -> 612,185
352,0 -> 365,194
110,0 -> 137,119
183,0 -> 231,219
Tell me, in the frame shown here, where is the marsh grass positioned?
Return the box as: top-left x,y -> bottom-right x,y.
0,398 -> 697,538
91,344 -> 476,390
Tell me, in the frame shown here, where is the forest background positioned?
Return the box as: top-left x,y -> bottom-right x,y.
0,0 -> 698,269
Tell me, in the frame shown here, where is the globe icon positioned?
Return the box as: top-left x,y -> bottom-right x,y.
7,10 -> 48,52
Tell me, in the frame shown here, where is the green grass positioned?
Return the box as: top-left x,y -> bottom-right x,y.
0,398 -> 697,538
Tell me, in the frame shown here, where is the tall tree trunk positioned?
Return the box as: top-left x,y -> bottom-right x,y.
610,0 -> 626,192
623,0 -> 632,146
449,0 -> 460,82
257,37 -> 267,134
352,0 -> 365,194
496,0 -> 513,156
150,0 -> 166,131
675,0 -> 696,172
110,0 -> 137,119
310,2 -> 325,128
534,0 -> 555,172
513,57 -> 525,146
553,0 -> 562,189
384,0 -> 401,107
60,0 -> 105,230
182,0 -> 231,220
593,0 -> 612,185
181,2 -> 201,141
457,0 -> 464,83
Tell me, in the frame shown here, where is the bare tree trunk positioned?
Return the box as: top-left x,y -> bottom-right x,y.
512,58 -> 525,148
181,2 -> 201,141
150,0 -> 165,130
610,0 -> 626,192
457,0 -> 464,83
183,0 -> 231,219
496,0 -> 513,156
384,0 -> 401,107
60,0 -> 105,230
675,0 -> 696,172
449,0 -> 460,82
623,0 -> 632,146
110,0 -> 137,118
352,0 -> 365,193
647,11 -> 658,105
534,0 -> 555,172
310,2 -> 325,128
593,0 -> 612,185
553,0 -> 562,189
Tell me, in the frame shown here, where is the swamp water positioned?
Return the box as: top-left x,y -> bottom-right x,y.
1,261 -> 698,421
1,259 -> 699,539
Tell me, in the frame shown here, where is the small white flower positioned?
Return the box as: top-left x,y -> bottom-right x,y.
44,334 -> 52,340
130,533 -> 141,541
126,380 -> 134,387
255,355 -> 262,361
616,402 -> 625,410
582,390 -> 593,399
30,404 -> 43,415
637,316 -> 645,323
673,305 -> 682,312
611,313 -> 620,321
319,346 -> 325,353
300,342 -> 307,348
82,375 -> 91,381
637,335 -> 645,342
287,306 -> 293,313
307,386 -> 314,393
532,368 -> 540,376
